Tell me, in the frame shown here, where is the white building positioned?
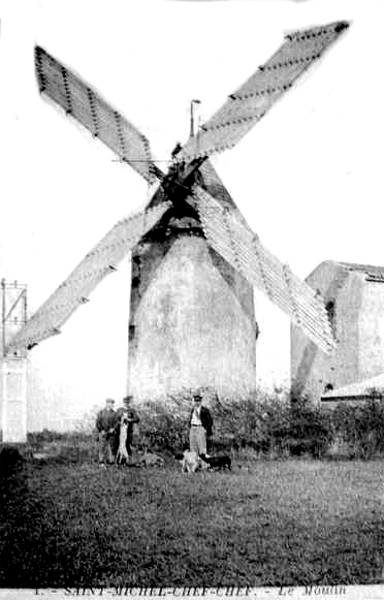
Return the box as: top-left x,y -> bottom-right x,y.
291,261 -> 384,400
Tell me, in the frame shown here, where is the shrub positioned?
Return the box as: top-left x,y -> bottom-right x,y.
26,429 -> 96,465
29,392 -> 384,462
27,429 -> 66,446
0,445 -> 24,479
209,392 -> 291,457
329,399 -> 384,459
288,395 -> 333,457
136,400 -> 189,451
135,390 -> 333,459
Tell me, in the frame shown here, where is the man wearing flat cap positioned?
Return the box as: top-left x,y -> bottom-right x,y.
189,392 -> 213,456
96,398 -> 118,465
115,395 -> 140,458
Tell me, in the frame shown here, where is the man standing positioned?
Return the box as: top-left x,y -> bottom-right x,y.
96,398 -> 118,465
115,396 -> 140,458
189,392 -> 213,457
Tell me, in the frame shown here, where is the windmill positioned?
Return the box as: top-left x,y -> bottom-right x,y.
6,21 -> 348,402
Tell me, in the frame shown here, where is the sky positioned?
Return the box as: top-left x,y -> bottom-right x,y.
0,0 -> 383,430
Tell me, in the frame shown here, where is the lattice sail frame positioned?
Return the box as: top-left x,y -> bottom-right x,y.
6,201 -> 171,351
176,21 -> 349,162
35,46 -> 158,184
192,187 -> 336,354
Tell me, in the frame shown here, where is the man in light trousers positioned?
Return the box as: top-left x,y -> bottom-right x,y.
189,392 -> 213,457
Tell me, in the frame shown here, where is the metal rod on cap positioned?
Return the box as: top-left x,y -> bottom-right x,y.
190,99 -> 201,138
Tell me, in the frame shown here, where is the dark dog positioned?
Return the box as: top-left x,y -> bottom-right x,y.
200,454 -> 231,471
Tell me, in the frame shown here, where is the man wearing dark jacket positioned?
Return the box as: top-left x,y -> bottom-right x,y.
189,392 -> 213,456
96,398 -> 118,465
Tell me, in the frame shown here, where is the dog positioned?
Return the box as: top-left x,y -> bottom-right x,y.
116,417 -> 130,465
173,450 -> 208,473
139,450 -> 165,467
199,454 -> 231,471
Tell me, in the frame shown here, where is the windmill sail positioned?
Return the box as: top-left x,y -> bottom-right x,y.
193,187 -> 336,354
25,29 -> 346,355
176,21 -> 349,163
6,202 -> 171,352
35,46 -> 158,184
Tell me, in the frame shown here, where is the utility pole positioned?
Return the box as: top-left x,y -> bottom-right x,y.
1,279 -> 5,360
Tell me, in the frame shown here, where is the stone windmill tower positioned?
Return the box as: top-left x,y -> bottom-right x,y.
7,21 -> 349,402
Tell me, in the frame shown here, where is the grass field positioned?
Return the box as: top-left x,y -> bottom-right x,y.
0,456 -> 383,587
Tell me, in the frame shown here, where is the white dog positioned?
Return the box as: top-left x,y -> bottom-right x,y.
180,450 -> 210,473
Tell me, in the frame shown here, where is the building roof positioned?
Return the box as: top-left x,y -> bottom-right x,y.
321,372 -> 384,401
337,261 -> 384,281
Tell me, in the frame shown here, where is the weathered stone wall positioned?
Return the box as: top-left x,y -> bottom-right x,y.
127,214 -> 257,402
359,282 -> 384,379
292,260 -> 384,401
